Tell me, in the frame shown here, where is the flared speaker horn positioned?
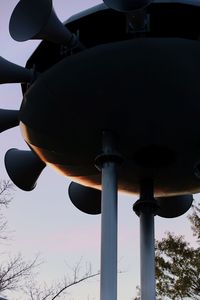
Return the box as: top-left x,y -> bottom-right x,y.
103,0 -> 151,11
5,149 -> 46,191
9,0 -> 77,47
156,194 -> 193,218
0,109 -> 19,132
0,56 -> 32,84
68,182 -> 101,215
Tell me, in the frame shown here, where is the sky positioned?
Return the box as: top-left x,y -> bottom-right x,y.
0,1 -> 199,300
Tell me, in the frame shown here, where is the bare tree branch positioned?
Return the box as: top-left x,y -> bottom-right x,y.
0,180 -> 15,241
51,271 -> 99,300
0,180 -> 14,207
0,254 -> 40,292
0,181 -> 99,300
24,261 -> 100,300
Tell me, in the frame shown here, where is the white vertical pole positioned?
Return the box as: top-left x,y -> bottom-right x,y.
101,160 -> 118,300
96,132 -> 120,300
140,208 -> 156,300
133,180 -> 157,300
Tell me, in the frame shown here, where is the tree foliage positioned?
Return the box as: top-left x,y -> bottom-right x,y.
188,201 -> 200,243
155,233 -> 200,299
134,199 -> 200,300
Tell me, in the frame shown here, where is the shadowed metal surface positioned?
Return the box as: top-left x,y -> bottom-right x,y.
103,0 -> 152,11
5,149 -> 46,191
69,182 -> 101,214
19,38 -> 200,196
9,0 -> 75,45
156,194 -> 193,218
0,109 -> 19,133
0,56 -> 32,84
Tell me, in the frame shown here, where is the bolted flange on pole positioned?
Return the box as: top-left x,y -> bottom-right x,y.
133,180 -> 159,217
95,131 -> 123,170
95,131 -> 123,300
133,180 -> 159,300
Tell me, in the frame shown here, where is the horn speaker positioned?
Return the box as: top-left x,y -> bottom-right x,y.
0,56 -> 32,84
103,0 -> 152,12
9,0 -> 78,47
68,182 -> 101,215
156,194 -> 193,218
0,109 -> 19,132
5,149 -> 46,191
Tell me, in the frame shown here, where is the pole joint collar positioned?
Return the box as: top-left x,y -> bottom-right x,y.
133,198 -> 159,216
95,152 -> 123,171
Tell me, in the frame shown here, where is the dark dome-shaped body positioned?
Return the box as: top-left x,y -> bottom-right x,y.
20,38 -> 200,196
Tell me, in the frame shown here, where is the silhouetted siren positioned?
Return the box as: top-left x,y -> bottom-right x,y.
103,0 -> 152,11
68,182 -> 101,215
0,56 -> 32,84
9,0 -> 78,47
156,194 -> 193,218
5,149 -> 46,191
0,109 -> 19,132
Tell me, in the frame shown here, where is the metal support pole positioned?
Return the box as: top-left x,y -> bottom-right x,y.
101,159 -> 117,300
133,180 -> 159,300
95,131 -> 122,300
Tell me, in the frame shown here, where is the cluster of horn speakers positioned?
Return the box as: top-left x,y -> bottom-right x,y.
0,0 -> 195,221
